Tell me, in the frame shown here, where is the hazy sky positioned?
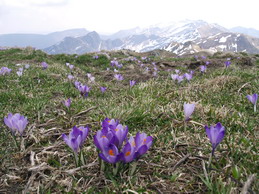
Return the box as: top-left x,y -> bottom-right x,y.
1,0 -> 259,35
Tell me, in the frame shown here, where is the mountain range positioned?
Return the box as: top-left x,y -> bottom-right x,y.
0,28 -> 89,49
1,20 -> 259,55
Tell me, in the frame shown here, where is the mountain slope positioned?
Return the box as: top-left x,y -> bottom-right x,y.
165,33 -> 259,55
0,28 -> 89,49
231,26 -> 259,38
44,31 -> 123,54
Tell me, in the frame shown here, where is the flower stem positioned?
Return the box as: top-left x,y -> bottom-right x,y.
113,163 -> 119,176
74,152 -> 79,167
100,159 -> 105,172
12,135 -> 20,151
80,150 -> 86,166
208,152 -> 213,168
129,161 -> 137,176
254,104 -> 257,112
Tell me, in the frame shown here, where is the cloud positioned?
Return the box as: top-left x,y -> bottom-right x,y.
29,0 -> 70,7
1,0 -> 70,7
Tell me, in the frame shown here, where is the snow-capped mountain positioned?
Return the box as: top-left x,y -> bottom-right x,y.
42,20 -> 259,55
164,32 -> 259,55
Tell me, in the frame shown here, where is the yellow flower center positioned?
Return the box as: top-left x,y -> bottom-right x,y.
143,138 -> 147,144
125,151 -> 131,156
101,135 -> 106,138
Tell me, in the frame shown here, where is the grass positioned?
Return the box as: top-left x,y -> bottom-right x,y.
0,48 -> 258,193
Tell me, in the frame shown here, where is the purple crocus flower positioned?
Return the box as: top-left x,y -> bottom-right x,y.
69,64 -> 74,70
130,132 -> 153,158
63,98 -> 71,108
102,118 -> 119,131
184,73 -> 192,81
200,65 -> 207,73
74,81 -> 81,89
99,144 -> 121,164
177,75 -> 184,83
0,67 -> 12,75
78,85 -> 91,97
94,130 -> 116,152
112,124 -> 128,148
175,69 -> 180,74
25,64 -> 30,69
130,80 -> 136,87
16,71 -> 23,77
117,63 -> 123,69
86,73 -> 92,78
114,74 -> 124,81
171,74 -> 178,81
247,93 -> 258,112
110,60 -> 119,67
67,75 -> 74,80
205,122 -> 225,155
121,142 -> 136,163
77,126 -> 90,147
225,60 -> 231,68
41,62 -> 48,69
100,87 -> 107,93
62,126 -> 89,153
4,113 -> 28,135
184,103 -> 195,121
93,55 -> 99,59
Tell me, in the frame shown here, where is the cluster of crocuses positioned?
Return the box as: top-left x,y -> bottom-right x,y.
0,66 -> 12,75
4,113 -> 28,136
171,69 -> 194,83
74,81 -> 91,97
66,62 -> 74,70
114,74 -> 124,81
110,59 -> 123,68
94,118 -> 153,164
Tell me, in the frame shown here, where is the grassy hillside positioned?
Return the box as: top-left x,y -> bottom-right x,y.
0,48 -> 258,193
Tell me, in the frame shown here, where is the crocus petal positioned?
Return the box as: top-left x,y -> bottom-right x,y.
205,122 -> 225,154
121,142 -> 136,163
184,103 -> 195,121
136,145 -> 148,158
